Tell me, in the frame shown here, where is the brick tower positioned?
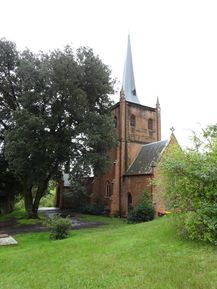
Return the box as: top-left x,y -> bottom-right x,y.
89,35 -> 162,216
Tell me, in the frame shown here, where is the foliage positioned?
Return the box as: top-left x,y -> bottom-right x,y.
82,199 -> 110,215
62,187 -> 90,212
161,125 -> 217,245
39,191 -> 55,207
0,38 -> 117,218
46,214 -> 71,240
181,204 -> 217,245
0,154 -> 22,214
127,190 -> 155,223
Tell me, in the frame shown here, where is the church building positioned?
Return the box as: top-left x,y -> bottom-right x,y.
58,36 -> 177,216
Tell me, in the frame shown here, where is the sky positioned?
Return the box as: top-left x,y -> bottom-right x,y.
1,0 -> 217,147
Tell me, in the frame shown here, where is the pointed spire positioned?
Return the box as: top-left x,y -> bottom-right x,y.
122,35 -> 140,104
156,96 -> 160,108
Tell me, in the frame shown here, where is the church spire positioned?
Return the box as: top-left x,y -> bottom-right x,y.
122,35 -> 140,104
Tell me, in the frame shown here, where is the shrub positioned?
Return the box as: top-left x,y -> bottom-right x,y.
82,198 -> 110,215
127,190 -> 155,223
47,214 -> 71,240
161,125 -> 217,245
181,204 -> 217,245
62,189 -> 90,212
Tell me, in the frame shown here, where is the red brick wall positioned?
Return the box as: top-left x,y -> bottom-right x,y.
126,103 -> 158,144
85,99 -> 162,216
122,175 -> 152,216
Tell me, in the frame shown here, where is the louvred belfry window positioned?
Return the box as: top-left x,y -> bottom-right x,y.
148,118 -> 153,130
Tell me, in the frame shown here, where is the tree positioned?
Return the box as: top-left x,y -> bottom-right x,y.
0,153 -> 22,214
0,38 -> 117,218
161,126 -> 217,244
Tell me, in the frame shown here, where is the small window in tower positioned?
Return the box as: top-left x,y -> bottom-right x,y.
130,114 -> 136,127
105,181 -> 111,198
114,116 -> 117,128
148,118 -> 153,130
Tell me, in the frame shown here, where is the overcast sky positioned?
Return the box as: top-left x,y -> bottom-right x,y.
1,0 -> 217,147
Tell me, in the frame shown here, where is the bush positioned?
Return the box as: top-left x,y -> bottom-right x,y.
161,125 -> 217,245
62,189 -> 90,212
82,198 -> 110,215
47,214 -> 71,240
181,204 -> 217,245
127,190 -> 155,223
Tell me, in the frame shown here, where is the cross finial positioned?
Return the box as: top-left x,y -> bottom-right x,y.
170,126 -> 175,133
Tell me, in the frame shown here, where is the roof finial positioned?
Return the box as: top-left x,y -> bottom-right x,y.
122,35 -> 140,104
170,126 -> 175,134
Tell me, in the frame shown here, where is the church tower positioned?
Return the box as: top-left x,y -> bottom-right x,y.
88,36 -> 162,216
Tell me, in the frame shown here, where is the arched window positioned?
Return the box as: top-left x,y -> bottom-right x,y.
105,181 -> 111,198
114,116 -> 117,128
148,118 -> 153,130
130,114 -> 136,127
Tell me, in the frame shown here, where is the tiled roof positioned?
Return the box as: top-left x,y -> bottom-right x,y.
125,140 -> 168,175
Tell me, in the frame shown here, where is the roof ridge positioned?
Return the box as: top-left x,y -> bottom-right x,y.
141,139 -> 168,147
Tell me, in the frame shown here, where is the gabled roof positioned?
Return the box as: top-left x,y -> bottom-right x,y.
122,35 -> 140,104
125,140 -> 168,176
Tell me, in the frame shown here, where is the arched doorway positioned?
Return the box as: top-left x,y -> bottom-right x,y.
127,192 -> 133,212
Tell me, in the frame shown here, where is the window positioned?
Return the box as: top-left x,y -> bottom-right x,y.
105,181 -> 111,198
148,118 -> 153,130
130,114 -> 136,127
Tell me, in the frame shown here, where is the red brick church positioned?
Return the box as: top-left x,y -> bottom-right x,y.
57,36 -> 177,216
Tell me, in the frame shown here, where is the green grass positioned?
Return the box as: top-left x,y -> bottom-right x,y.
0,208 -> 44,224
0,216 -> 216,289
0,208 -> 27,221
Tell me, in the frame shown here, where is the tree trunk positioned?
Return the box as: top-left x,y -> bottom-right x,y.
23,185 -> 37,218
26,208 -> 39,219
33,178 -> 50,213
23,174 -> 52,218
1,194 -> 15,215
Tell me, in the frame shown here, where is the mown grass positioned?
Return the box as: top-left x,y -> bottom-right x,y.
0,208 -> 44,225
0,216 -> 216,289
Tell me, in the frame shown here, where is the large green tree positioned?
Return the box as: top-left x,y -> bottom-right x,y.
0,39 -> 117,218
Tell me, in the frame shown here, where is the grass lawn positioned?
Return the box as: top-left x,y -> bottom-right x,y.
0,215 -> 216,289
0,208 -> 44,225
